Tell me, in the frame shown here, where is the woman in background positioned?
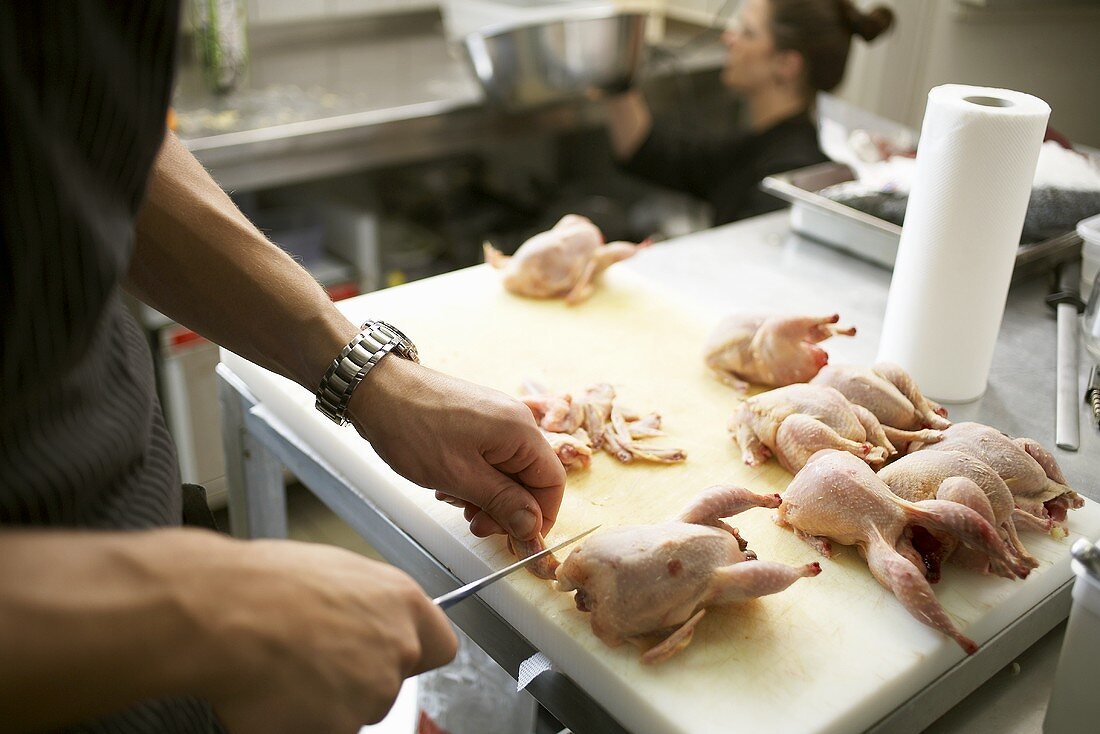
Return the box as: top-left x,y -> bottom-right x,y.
608,0 -> 895,224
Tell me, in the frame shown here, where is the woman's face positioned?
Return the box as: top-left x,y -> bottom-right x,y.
720,0 -> 781,93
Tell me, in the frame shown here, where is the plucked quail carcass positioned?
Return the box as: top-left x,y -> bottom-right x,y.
556,486 -> 820,664
779,449 -> 1031,653
912,422 -> 1083,530
484,215 -> 646,304
729,384 -> 938,473
704,312 -> 856,392
811,362 -> 950,451
878,450 -> 1041,579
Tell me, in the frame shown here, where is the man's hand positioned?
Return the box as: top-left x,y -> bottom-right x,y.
347,357 -> 567,541
129,134 -> 565,541
203,538 -> 457,732
0,529 -> 456,733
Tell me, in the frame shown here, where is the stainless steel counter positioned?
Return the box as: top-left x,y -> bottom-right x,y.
173,12 -> 727,191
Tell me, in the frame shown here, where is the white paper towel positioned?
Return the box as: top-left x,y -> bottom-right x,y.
877,85 -> 1051,402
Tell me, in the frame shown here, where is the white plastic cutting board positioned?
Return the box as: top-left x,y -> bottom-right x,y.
222,265 -> 1100,734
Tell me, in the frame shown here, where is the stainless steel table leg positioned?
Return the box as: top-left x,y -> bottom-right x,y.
217,364 -> 289,539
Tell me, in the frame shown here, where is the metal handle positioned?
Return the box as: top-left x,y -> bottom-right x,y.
1053,260 -> 1083,451
1056,303 -> 1081,450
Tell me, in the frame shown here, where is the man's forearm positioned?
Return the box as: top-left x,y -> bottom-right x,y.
0,529 -> 235,732
129,132 -> 357,391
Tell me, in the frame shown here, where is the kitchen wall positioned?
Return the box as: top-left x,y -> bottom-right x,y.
838,0 -> 1100,146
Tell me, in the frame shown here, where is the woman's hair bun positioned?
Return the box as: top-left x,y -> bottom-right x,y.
838,2 -> 895,42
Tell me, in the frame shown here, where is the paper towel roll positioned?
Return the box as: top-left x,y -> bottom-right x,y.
877,85 -> 1050,402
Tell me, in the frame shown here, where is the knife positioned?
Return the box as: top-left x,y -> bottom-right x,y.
1046,260 -> 1085,451
433,525 -> 601,610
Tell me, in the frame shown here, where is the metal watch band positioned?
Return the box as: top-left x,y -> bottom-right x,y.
315,320 -> 418,426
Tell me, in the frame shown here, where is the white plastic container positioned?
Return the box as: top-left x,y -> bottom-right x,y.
1078,213 -> 1100,296
1083,267 -> 1100,362
1042,553 -> 1100,733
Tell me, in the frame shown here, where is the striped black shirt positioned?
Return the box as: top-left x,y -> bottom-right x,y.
1,2 -> 220,731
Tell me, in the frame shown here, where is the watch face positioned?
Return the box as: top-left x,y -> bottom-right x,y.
379,320 -> 410,343
377,321 -> 419,363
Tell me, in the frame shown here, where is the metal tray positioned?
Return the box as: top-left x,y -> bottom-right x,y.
761,161 -> 1083,282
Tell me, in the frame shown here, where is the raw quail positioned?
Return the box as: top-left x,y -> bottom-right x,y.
878,450 -> 1041,579
778,449 -> 1030,653
556,486 -> 819,663
729,383 -> 926,473
704,312 -> 855,391
911,422 -> 1083,530
484,215 -> 646,304
811,361 -> 949,451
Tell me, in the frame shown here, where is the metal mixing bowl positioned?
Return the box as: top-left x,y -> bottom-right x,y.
462,11 -> 649,111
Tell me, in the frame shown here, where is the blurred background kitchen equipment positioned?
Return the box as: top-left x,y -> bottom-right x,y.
449,1 -> 650,111
762,94 -> 1100,280
1042,538 -> 1100,733
1079,213 -> 1100,295
762,160 -> 1086,281
1046,260 -> 1085,451
1086,366 -> 1100,430
190,0 -> 249,95
1082,215 -> 1100,365
1083,268 -> 1100,363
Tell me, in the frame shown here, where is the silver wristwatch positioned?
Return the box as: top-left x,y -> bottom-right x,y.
315,320 -> 419,426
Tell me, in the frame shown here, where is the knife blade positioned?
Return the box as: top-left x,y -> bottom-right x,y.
433,525 -> 601,610
1047,260 -> 1085,451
